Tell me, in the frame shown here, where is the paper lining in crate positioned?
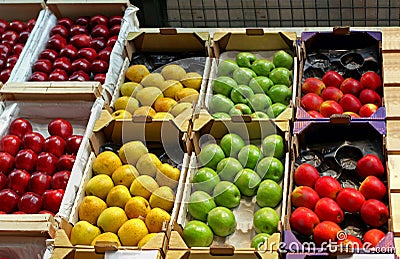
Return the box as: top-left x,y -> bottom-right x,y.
0,1 -> 48,84
108,28 -> 212,132
283,120 -> 394,255
9,0 -> 139,100
51,106 -> 191,258
167,116 -> 290,259
200,29 -> 298,123
296,27 -> 385,121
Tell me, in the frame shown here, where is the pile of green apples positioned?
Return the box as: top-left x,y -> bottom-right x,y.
210,51 -> 294,119
182,133 -> 285,249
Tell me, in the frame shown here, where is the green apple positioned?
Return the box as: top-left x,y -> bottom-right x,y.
253,207 -> 279,234
268,84 -> 292,105
198,143 -> 225,170
256,157 -> 284,182
233,168 -> 261,196
213,181 -> 241,208
229,107 -> 243,116
234,103 -> 252,114
183,220 -> 214,247
256,179 -> 282,208
261,134 -> 284,159
210,94 -> 235,114
212,112 -> 231,119
238,144 -> 262,169
188,191 -> 216,221
231,85 -> 254,104
236,52 -> 256,68
213,76 -> 237,96
218,60 -> 239,77
269,67 -> 292,87
251,233 -> 271,250
251,112 -> 270,119
207,207 -> 236,237
271,103 -> 287,118
220,133 -> 245,157
251,60 -> 275,77
249,76 -> 274,94
233,67 -> 256,85
216,157 -> 243,182
249,94 -> 272,113
273,50 -> 293,70
193,167 -> 220,194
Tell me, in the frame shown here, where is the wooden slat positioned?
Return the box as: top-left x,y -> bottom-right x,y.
383,28 -> 400,52
389,155 -> 400,191
387,121 -> 400,153
391,193 -> 400,236
383,53 -> 400,86
384,87 -> 400,119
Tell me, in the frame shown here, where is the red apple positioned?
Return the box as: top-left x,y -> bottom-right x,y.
12,43 -> 24,55
291,186 -> 320,209
319,100 -> 343,117
48,69 -> 68,81
18,192 -> 42,213
338,234 -> 363,249
290,207 -> 320,236
321,86 -> 343,102
339,94 -> 362,113
27,18 -> 36,32
294,163 -> 320,188
0,68 -> 11,83
90,15 -> 108,28
70,58 -> 91,74
46,34 -> 67,52
29,71 -> 48,81
39,210 -> 55,216
91,24 -> 109,39
76,47 -> 97,61
94,73 -> 106,84
109,25 -> 121,37
2,31 -> 19,45
29,172 -> 51,195
0,43 -> 12,57
43,136 -> 66,157
0,172 -> 7,190
0,134 -> 22,156
36,152 -> 58,176
0,152 -> 14,175
57,17 -> 73,29
356,154 -> 384,178
53,57 -> 71,73
314,176 -> 341,199
51,170 -> 71,190
18,31 -> 30,44
359,103 -> 378,117
97,47 -> 112,61
0,57 -> 5,71
336,188 -> 365,213
69,25 -> 88,37
69,70 -> 90,81
56,154 -> 75,171
322,70 -> 344,88
9,20 -> 25,33
360,71 -> 382,91
39,49 -> 58,63
363,229 -> 386,247
13,211 -> 26,214
42,189 -> 64,214
65,135 -> 83,155
0,19 -> 8,34
75,16 -> 90,27
15,149 -> 37,173
8,169 -> 30,195
50,25 -> 69,39
48,118 -> 73,139
22,132 -> 44,154
314,197 -> 344,224
89,37 -> 106,52
343,111 -> 361,118
313,221 -> 342,246
109,15 -> 122,27
32,59 -> 52,74
91,59 -> 108,74
360,199 -> 389,227
359,176 -> 386,201
6,55 -> 19,69
359,89 -> 382,106
59,44 -> 78,60
301,93 -> 323,111
70,34 -> 91,49
340,78 -> 364,96
107,36 -> 118,48
0,189 -> 19,213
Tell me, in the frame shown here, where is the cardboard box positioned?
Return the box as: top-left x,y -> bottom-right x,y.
297,28 -> 384,120
167,114 -> 290,258
285,120 -> 394,255
51,108 -> 191,259
201,29 -> 297,122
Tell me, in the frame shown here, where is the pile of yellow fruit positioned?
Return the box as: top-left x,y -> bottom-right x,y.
69,140 -> 181,247
112,63 -> 202,120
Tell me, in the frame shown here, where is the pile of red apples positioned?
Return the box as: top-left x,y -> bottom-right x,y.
290,153 -> 388,248
301,71 -> 382,118
0,18 -> 36,83
29,15 -> 122,83
0,118 -> 83,215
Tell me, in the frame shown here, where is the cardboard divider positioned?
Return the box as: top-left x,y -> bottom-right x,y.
200,30 -> 298,122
